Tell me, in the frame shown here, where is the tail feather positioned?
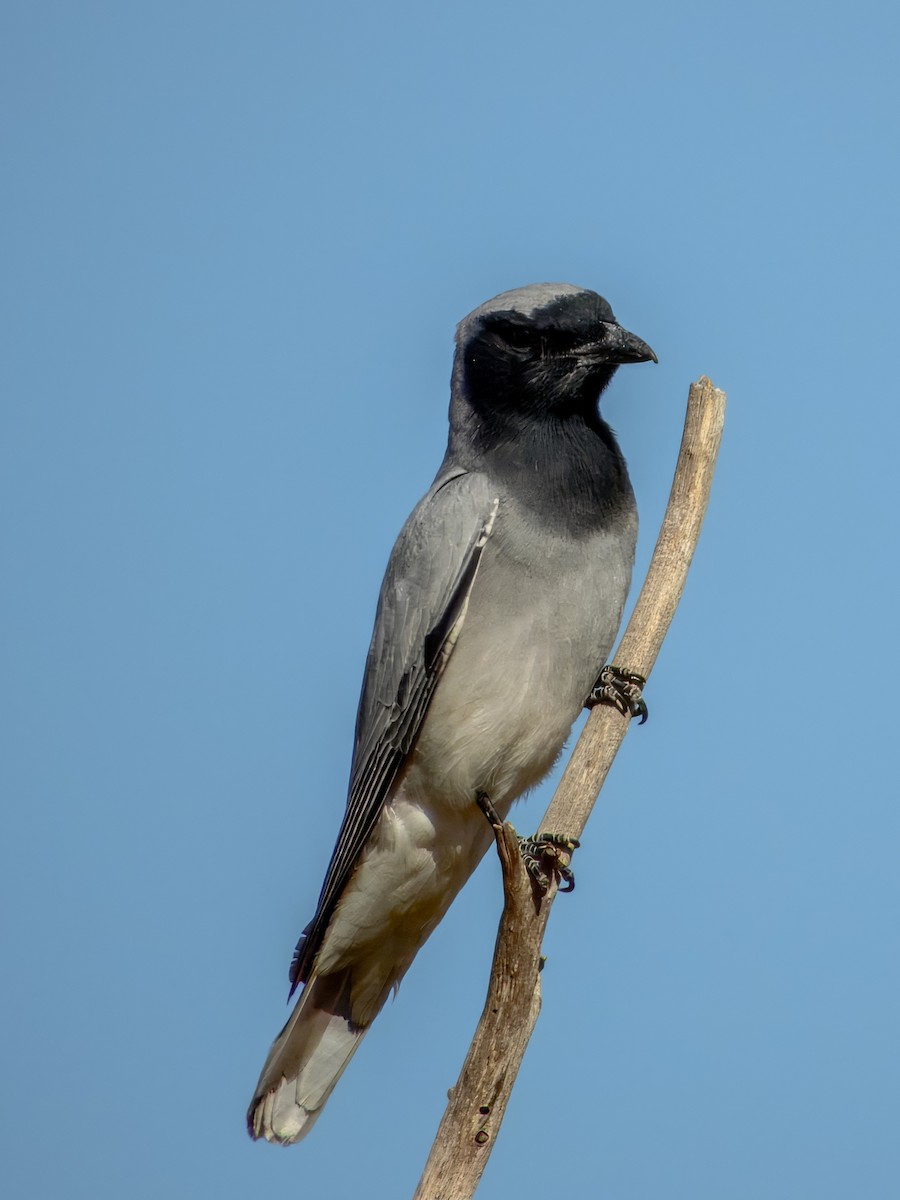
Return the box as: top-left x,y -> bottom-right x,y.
247,970 -> 367,1144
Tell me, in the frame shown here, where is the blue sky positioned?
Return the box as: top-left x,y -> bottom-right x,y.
2,2 -> 899,1197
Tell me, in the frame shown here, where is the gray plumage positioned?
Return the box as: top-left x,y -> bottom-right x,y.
247,282 -> 656,1143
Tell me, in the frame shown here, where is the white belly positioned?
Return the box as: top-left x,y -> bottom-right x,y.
314,508 -> 635,1024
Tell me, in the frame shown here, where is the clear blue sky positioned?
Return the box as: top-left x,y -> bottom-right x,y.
3,3 -> 899,1197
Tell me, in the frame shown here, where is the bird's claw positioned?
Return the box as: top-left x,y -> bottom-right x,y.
586,664 -> 648,724
477,792 -> 579,894
476,790 -> 503,828
518,831 -> 580,895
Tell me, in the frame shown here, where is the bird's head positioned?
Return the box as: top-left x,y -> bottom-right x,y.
453,283 -> 656,425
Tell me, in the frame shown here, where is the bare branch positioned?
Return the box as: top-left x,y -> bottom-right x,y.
546,374 -> 727,840
413,377 -> 727,1200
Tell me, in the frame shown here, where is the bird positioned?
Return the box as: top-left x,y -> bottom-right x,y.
247,282 -> 656,1144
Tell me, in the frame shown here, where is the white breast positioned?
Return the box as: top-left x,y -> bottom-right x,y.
407,499 -> 636,812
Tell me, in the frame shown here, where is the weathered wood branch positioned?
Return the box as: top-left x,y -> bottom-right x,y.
412,377 -> 727,1200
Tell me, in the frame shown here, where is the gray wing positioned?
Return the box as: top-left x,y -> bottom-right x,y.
289,467 -> 499,990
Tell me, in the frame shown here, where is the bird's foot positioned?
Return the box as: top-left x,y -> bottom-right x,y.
475,792 -> 580,897
476,791 -> 580,894
518,831 -> 580,894
586,664 -> 648,724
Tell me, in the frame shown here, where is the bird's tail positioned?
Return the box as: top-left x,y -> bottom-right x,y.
247,969 -> 366,1144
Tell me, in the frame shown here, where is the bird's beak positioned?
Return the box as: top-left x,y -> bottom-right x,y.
580,323 -> 658,366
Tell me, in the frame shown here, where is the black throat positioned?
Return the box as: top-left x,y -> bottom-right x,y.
447,399 -> 634,537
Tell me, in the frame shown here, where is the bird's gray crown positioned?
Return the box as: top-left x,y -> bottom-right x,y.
456,283 -> 616,346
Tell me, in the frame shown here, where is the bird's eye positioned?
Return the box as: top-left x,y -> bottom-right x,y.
495,320 -> 537,352
552,329 -> 581,354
